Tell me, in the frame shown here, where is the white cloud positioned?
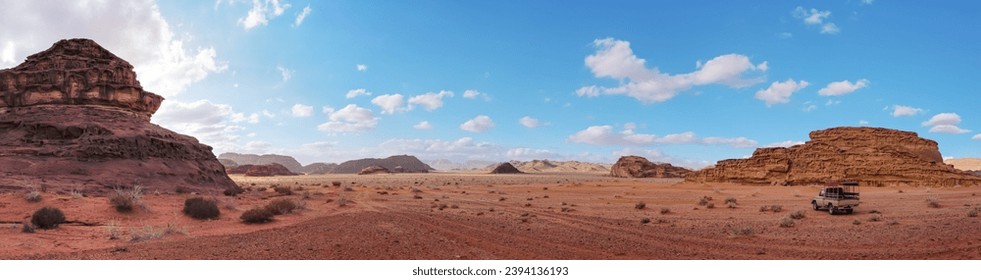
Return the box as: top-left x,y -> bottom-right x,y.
922,113 -> 970,134
261,110 -> 276,118
818,79 -> 869,96
519,116 -> 544,128
460,115 -> 495,133
239,0 -> 291,30
370,94 -> 406,114
756,61 -> 769,72
317,104 -> 378,133
568,125 -> 757,148
345,88 -> 372,99
612,148 -> 713,169
858,120 -> 870,125
277,66 -> 293,82
292,5 -> 311,27
291,103 -> 313,117
506,148 -> 559,160
755,79 -> 809,106
580,38 -> 765,104
413,121 -> 433,130
152,99 -> 246,151
891,105 -> 924,117
463,89 -> 481,99
0,0 -> 227,97
378,137 -> 501,161
862,0 -> 875,5
972,134 -> 981,140
793,6 -> 839,34
409,90 -> 454,111
232,112 -> 260,124
803,102 -> 817,112
356,64 -> 367,72
764,140 -> 805,148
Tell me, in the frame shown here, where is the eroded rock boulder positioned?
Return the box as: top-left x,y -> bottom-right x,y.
609,156 -> 691,178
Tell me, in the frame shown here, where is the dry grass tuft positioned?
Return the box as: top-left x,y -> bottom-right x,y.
109,186 -> 148,213
779,217 -> 795,228
926,198 -> 941,208
635,201 -> 646,210
789,210 -> 806,220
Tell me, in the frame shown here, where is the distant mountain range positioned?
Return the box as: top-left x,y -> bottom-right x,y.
218,153 -> 433,174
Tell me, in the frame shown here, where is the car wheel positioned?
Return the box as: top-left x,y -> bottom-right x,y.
828,204 -> 836,215
812,201 -> 820,211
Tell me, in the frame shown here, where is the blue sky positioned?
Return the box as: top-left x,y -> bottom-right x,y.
1,0 -> 978,167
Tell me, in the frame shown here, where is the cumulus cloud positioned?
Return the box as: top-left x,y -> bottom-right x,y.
460,115 -> 495,133
231,112 -> 260,124
519,116 -> 544,128
891,105 -> 924,117
0,0 -> 227,97
973,134 -> 981,140
754,79 -> 809,106
378,137 -> 501,161
345,88 -> 372,99
413,121 -> 433,130
356,64 -> 367,72
818,79 -> 869,96
239,0 -> 290,30
764,140 -> 805,148
568,125 -> 757,148
408,90 -> 454,111
292,5 -> 311,27
580,38 -> 765,103
612,148 -> 713,169
922,113 -> 970,134
152,99 -> 246,151
506,148 -> 559,160
317,104 -> 379,133
793,6 -> 839,34
291,103 -> 313,117
463,89 -> 482,99
371,94 -> 406,114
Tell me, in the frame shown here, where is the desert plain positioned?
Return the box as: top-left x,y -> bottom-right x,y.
2,172 -> 979,260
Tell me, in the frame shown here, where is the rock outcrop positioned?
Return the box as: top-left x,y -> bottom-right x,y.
0,39 -> 236,194
490,162 -> 523,174
227,163 -> 296,177
687,127 -> 981,186
218,152 -> 304,173
300,162 -> 338,174
609,156 -> 691,178
358,165 -> 390,175
333,155 -> 432,174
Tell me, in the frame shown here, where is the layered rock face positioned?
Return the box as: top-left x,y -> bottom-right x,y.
609,156 -> 691,178
0,39 -> 236,194
687,127 -> 981,186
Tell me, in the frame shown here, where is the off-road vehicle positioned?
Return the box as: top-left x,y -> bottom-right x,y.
811,181 -> 860,215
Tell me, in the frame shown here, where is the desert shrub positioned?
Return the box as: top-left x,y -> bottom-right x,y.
779,217 -> 795,228
968,208 -> 979,218
343,186 -> 354,192
25,190 -> 42,202
635,201 -> 646,210
413,194 -> 422,199
182,197 -> 220,220
868,215 -> 882,222
175,186 -> 190,194
724,197 -> 737,205
852,219 -> 862,225
130,223 -> 186,242
331,181 -> 342,187
887,220 -> 899,226
264,198 -> 300,215
338,196 -> 348,207
22,218 -> 35,233
770,205 -> 783,213
109,186 -> 147,213
706,203 -> 715,209
759,205 -> 770,212
729,227 -> 754,237
789,210 -> 806,220
223,186 -> 245,196
273,186 -> 293,195
240,207 -> 274,224
697,196 -> 712,206
660,207 -> 671,214
31,207 -> 66,230
106,220 -> 122,240
640,217 -> 651,224
69,189 -> 84,199
301,191 -> 312,200
926,198 -> 940,208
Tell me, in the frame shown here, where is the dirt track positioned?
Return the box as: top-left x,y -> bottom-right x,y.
2,173 -> 979,259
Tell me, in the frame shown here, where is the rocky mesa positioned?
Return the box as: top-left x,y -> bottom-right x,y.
609,156 -> 691,178
0,38 -> 236,194
686,127 -> 981,186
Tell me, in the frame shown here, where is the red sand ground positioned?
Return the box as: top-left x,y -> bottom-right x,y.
1,173 -> 979,259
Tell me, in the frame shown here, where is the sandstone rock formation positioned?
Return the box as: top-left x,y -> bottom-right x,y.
609,156 -> 691,178
333,155 -> 432,174
227,163 -> 296,177
300,162 -> 338,174
0,39 -> 236,194
490,162 -> 523,174
687,127 -> 981,186
218,152 -> 304,173
358,165 -> 390,175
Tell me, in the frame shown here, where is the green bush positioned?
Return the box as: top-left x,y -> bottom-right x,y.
182,197 -> 220,220
31,207 -> 66,230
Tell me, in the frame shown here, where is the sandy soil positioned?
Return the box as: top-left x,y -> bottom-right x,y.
1,173 -> 979,259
